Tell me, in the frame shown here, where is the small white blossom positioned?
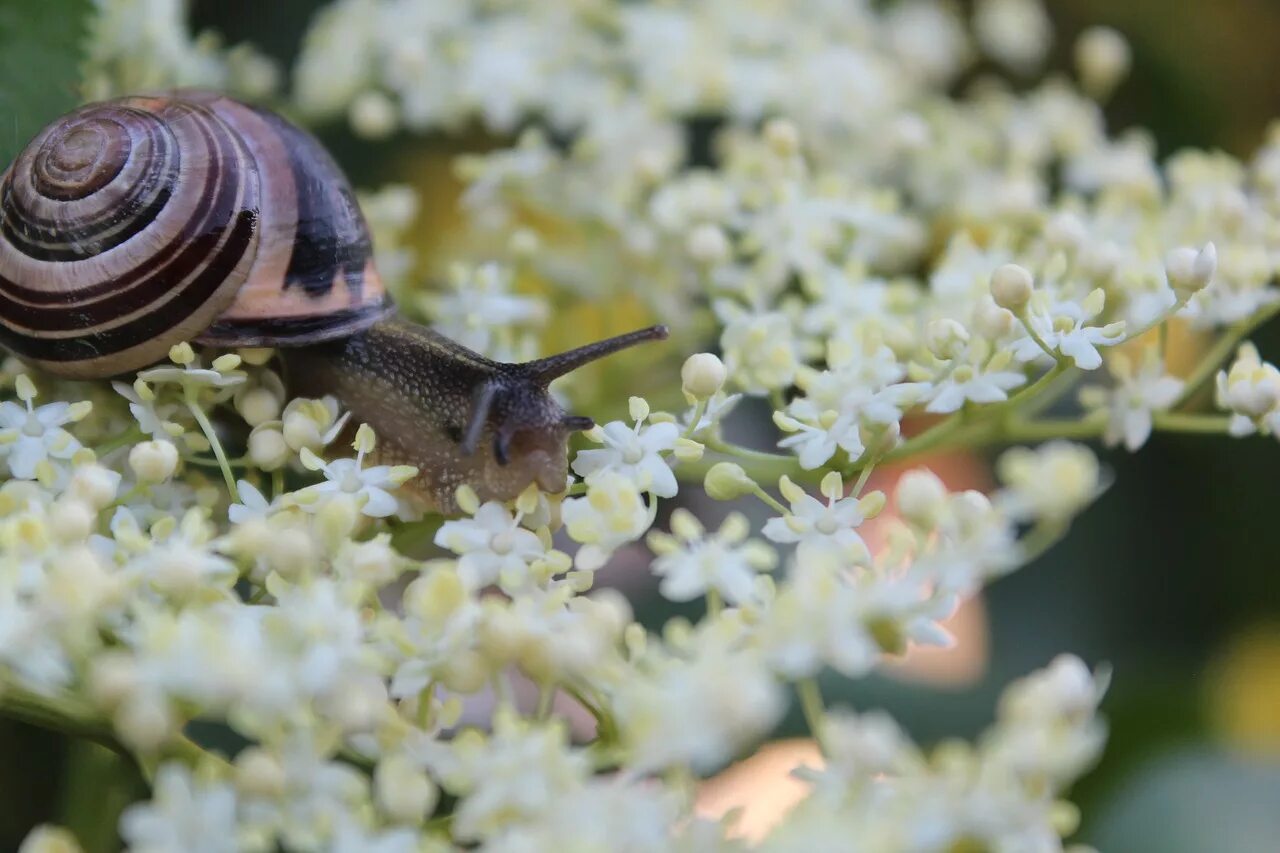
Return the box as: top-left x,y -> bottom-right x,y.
1012,290 -> 1126,370
296,439 -> 416,519
571,416 -> 679,498
561,470 -> 653,570
1080,349 -> 1184,450
120,764 -> 239,853
997,442 -> 1102,523
762,474 -> 880,567
1216,341 -> 1280,435
434,501 -> 548,590
648,509 -> 775,605
0,380 -> 89,480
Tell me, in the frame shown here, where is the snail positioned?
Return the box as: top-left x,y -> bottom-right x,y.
0,92 -> 667,512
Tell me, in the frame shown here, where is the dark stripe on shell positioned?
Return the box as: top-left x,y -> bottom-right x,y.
0,111 -> 237,330
201,296 -> 395,346
0,109 -> 178,261
0,209 -> 258,361
252,107 -> 375,300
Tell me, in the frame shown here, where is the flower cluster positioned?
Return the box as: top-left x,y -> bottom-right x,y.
13,0 -> 1280,849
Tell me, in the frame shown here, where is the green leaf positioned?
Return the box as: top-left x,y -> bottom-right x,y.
0,0 -> 94,168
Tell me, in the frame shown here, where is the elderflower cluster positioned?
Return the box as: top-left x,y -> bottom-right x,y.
83,0 -> 279,101
11,0 -> 1280,850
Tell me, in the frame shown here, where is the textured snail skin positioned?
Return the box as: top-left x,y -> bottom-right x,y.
285,318 -> 668,513
0,92 -> 668,511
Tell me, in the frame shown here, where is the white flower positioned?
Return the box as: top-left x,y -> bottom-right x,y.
423,262 -> 547,359
561,470 -> 654,570
0,381 -> 89,480
762,474 -> 879,567
1215,342 -> 1280,435
758,559 -> 951,679
648,509 -> 776,605
112,380 -> 179,440
0,587 -> 74,691
776,381 -> 920,470
614,627 -> 786,774
1011,290 -> 1125,370
436,710 -> 591,843
296,445 -> 415,518
572,418 -> 679,498
717,304 -> 801,394
997,442 -> 1102,523
678,392 -> 741,434
434,501 -> 548,590
238,737 -> 370,850
122,509 -> 238,600
925,346 -> 1027,413
120,764 -> 239,853
227,480 -> 279,525
1080,349 -> 1184,450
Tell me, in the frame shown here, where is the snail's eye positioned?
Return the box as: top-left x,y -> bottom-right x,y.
444,424 -> 464,444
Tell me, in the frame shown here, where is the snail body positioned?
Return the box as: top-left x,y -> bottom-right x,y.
0,93 -> 665,511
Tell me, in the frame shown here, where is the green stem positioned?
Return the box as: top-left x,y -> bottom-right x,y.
681,400 -> 708,441
849,457 -> 878,496
185,395 -> 238,501
1151,411 -> 1234,433
750,483 -> 789,515
0,681 -> 230,774
796,677 -> 828,752
705,589 -> 723,619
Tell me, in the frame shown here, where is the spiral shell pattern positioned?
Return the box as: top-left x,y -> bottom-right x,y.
0,93 -> 391,378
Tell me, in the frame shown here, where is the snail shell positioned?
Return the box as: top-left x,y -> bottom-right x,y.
0,92 -> 392,378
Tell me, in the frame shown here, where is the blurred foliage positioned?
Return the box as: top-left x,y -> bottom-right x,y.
0,0 -> 93,165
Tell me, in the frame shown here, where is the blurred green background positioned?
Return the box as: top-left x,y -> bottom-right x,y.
4,1 -> 1280,850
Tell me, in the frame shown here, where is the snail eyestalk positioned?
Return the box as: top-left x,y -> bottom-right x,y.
523,325 -> 670,385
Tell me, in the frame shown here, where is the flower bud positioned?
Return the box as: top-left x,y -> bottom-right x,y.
1075,26 -> 1130,100
266,526 -> 318,580
375,754 -> 439,824
681,352 -> 728,400
237,386 -> 281,426
128,440 -> 179,483
350,90 -> 398,140
686,224 -> 730,264
114,693 -> 174,752
1045,212 -> 1087,252
704,461 -> 756,501
925,318 -> 970,360
990,263 -> 1034,311
18,825 -> 83,853
1166,242 -> 1215,298
896,469 -> 949,526
763,118 -> 800,155
88,653 -> 139,710
49,499 -> 94,542
235,747 -> 286,798
248,427 -> 290,470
